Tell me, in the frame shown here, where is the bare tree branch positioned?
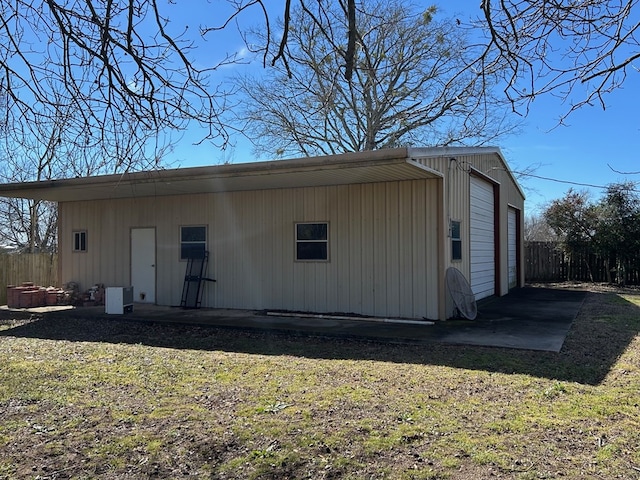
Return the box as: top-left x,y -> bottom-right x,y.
472,0 -> 640,118
608,163 -> 640,175
0,0 -> 242,164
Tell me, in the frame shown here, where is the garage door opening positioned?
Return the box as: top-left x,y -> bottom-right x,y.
470,176 -> 496,300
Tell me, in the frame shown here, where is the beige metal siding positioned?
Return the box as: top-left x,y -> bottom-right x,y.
59,178 -> 442,320
508,208 -> 518,288
412,151 -> 525,310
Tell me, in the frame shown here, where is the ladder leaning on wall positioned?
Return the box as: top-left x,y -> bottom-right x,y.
180,251 -> 216,309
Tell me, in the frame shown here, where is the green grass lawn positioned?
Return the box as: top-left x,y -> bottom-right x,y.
1,288 -> 639,479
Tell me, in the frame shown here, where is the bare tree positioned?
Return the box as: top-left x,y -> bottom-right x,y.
0,88 -> 173,252
231,1 -> 638,120
0,123 -> 59,252
524,214 -> 557,242
236,2 -> 519,157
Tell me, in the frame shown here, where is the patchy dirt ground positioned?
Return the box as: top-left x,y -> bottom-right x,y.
1,283 -> 639,479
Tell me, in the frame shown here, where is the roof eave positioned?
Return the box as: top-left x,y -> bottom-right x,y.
0,148 -> 446,202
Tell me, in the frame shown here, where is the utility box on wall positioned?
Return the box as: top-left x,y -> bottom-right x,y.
105,287 -> 134,314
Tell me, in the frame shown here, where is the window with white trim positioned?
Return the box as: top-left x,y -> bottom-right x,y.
73,231 -> 87,252
451,220 -> 462,261
295,222 -> 329,261
180,225 -> 207,260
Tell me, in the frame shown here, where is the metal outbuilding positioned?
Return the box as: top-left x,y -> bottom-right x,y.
0,147 -> 525,320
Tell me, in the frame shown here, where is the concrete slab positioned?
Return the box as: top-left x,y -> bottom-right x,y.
35,286 -> 586,352
0,305 -> 74,315
458,286 -> 587,352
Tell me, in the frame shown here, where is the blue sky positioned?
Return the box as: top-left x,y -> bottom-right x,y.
498,76 -> 640,214
167,1 -> 639,215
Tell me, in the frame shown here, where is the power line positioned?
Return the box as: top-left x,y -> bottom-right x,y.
512,171 -> 640,192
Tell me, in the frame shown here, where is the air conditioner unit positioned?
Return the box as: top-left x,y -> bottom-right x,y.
105,287 -> 134,314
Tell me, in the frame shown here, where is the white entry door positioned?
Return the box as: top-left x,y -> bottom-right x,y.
131,227 -> 156,303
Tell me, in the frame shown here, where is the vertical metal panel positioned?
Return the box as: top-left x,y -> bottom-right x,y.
211,190 -> 239,308
348,184 -> 363,314
411,181 -> 428,316
372,183 -> 386,315
508,208 -> 518,288
280,188 -> 295,308
268,188 -> 284,308
385,182 -> 400,316
327,185 -> 350,313
398,182 -> 415,315
360,183 -> 375,315
58,178 -> 442,319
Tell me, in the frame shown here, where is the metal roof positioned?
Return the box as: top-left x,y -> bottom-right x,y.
0,148 -> 444,202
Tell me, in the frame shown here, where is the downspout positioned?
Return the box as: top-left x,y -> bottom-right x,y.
29,200 -> 38,253
438,175 -> 447,321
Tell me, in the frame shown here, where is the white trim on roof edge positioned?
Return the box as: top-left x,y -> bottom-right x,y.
0,146 -> 523,202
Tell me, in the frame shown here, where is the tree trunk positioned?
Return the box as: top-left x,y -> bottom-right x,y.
29,201 -> 37,253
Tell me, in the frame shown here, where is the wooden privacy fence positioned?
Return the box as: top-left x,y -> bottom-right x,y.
0,253 -> 59,306
526,241 -> 640,285
525,242 -> 566,282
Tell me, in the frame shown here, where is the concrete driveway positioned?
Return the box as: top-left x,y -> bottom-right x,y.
38,286 -> 587,353
433,287 -> 587,352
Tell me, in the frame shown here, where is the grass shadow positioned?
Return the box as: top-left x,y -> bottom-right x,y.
1,290 -> 638,386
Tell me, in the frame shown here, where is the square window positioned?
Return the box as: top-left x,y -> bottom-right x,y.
181,226 -> 207,260
451,220 -> 462,261
296,222 -> 328,261
73,231 -> 87,252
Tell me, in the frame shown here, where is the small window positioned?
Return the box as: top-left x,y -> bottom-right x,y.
296,222 -> 328,261
451,221 -> 462,261
73,231 -> 87,252
181,226 -> 207,260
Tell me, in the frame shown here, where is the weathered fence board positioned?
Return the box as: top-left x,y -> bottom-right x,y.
0,253 -> 59,305
525,242 -> 565,282
525,241 -> 640,284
